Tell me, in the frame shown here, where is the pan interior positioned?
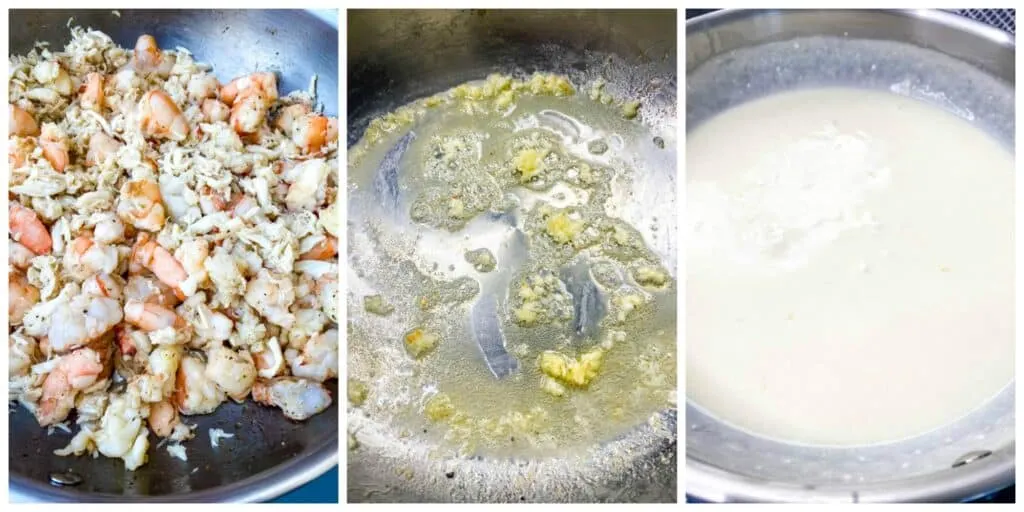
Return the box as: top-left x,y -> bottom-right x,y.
686,34 -> 1014,489
346,9 -> 678,503
8,9 -> 339,501
347,79 -> 676,456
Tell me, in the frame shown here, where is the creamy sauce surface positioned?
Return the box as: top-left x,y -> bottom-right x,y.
687,87 -> 1014,446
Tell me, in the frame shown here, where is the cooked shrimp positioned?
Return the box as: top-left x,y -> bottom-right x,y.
131,233 -> 188,296
148,399 -> 179,437
252,337 -> 285,379
48,292 -> 123,353
124,275 -> 179,309
251,377 -> 332,421
12,27 -> 339,470
285,328 -> 337,382
9,103 -> 39,136
132,34 -> 174,76
10,203 -> 52,255
205,345 -> 257,402
220,72 -> 278,106
117,179 -> 166,231
291,114 -> 331,154
86,132 -> 122,167
133,343 -> 182,402
222,72 -> 278,135
173,353 -> 225,415
186,73 -> 219,101
39,123 -> 70,172
37,346 -> 110,426
274,103 -> 310,133
92,213 -> 126,244
82,273 -> 124,301
64,235 -> 119,279
134,34 -> 161,70
80,72 -> 105,112
10,272 -> 40,326
244,269 -> 296,328
201,98 -> 230,123
229,93 -> 268,135
300,235 -> 337,261
124,300 -> 186,331
139,90 -> 189,141
174,239 -> 209,296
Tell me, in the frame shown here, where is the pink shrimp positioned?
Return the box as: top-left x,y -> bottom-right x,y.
9,103 -> 39,137
220,72 -> 278,106
229,93 -> 268,134
131,233 -> 188,298
9,203 -> 52,255
85,132 -> 122,167
124,274 -> 180,309
252,377 -> 332,421
132,34 -> 173,76
221,72 -> 278,135
117,178 -> 167,232
300,235 -> 337,261
10,272 -> 40,326
291,114 -> 331,155
82,273 -> 123,300
123,300 -> 186,331
201,98 -> 230,123
80,72 -> 105,112
274,103 -> 311,133
39,124 -> 70,172
37,346 -> 111,426
139,90 -> 189,141
148,399 -> 180,437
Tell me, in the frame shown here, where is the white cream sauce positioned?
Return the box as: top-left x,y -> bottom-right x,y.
687,87 -> 1014,446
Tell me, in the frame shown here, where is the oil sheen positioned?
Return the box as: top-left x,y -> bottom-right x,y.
686,87 -> 1014,446
348,78 -> 676,458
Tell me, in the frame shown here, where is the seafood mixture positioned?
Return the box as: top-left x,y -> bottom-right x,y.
9,28 -> 338,470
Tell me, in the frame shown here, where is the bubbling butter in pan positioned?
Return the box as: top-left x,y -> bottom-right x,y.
687,87 -> 1014,446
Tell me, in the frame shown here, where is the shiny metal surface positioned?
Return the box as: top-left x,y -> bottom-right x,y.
349,9 -> 678,147
686,9 -> 1014,82
8,9 -> 338,502
686,9 -> 1014,503
348,9 -> 677,503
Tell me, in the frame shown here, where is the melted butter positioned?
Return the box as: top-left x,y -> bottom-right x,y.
348,75 -> 676,458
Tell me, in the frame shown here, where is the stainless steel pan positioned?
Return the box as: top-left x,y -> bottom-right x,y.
686,9 -> 1014,503
347,9 -> 678,503
8,8 -> 338,502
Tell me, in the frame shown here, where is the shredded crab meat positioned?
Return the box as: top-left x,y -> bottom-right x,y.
10,27 -> 338,471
